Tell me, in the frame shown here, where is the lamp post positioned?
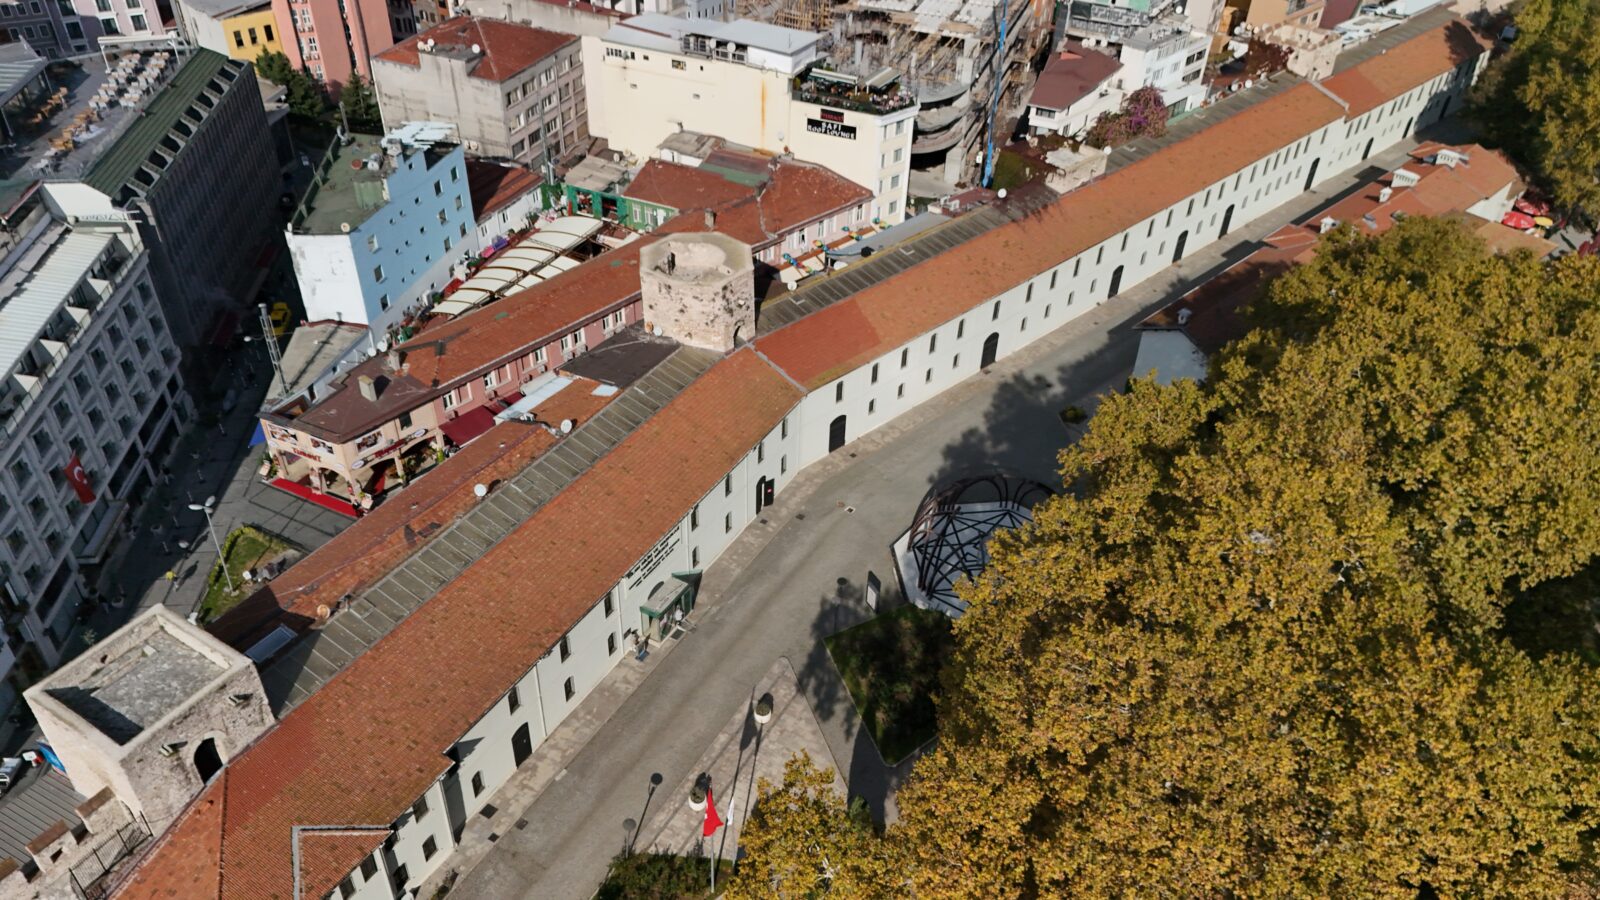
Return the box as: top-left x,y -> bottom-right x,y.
188,495 -> 232,592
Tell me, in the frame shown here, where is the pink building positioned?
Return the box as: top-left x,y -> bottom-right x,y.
272,0 -> 413,91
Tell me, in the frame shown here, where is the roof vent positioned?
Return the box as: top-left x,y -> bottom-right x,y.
1176,308 -> 1192,326
1378,186 -> 1392,202
357,374 -> 378,402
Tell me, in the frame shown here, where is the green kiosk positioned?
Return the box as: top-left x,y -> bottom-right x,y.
639,571 -> 702,642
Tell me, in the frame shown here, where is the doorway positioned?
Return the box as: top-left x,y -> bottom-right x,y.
1107,265 -> 1124,298
828,415 -> 847,453
1303,159 -> 1320,192
980,333 -> 999,368
1172,230 -> 1188,263
194,738 -> 223,783
755,477 -> 773,513
512,723 -> 533,767
1218,206 -> 1234,239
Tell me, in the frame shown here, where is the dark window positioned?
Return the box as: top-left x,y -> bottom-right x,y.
607,633 -> 617,656
957,320 -> 965,339
690,505 -> 699,529
559,636 -> 570,661
392,865 -> 409,892
692,547 -> 700,566
422,837 -> 437,860
781,417 -> 788,438
870,363 -> 879,384
338,876 -> 355,899
1049,271 -> 1058,289
900,348 -> 909,368
724,474 -> 732,496
472,772 -> 485,796
868,399 -> 876,414
360,857 -> 379,882
603,593 -> 614,616
724,512 -> 732,533
413,797 -> 429,821
508,686 -> 521,712
1025,283 -> 1033,302
563,677 -> 575,701
834,381 -> 844,402
991,301 -> 1000,321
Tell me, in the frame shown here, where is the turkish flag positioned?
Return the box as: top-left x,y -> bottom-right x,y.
64,454 -> 95,504
702,786 -> 724,837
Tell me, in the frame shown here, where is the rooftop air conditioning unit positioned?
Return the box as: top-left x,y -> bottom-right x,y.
1319,216 -> 1338,233
1378,186 -> 1392,202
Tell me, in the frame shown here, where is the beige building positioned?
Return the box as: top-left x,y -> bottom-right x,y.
588,14 -> 918,223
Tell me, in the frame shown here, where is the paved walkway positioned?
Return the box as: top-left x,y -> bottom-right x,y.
439,130 -> 1453,899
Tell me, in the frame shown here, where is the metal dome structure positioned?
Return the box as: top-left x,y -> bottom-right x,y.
894,474 -> 1054,618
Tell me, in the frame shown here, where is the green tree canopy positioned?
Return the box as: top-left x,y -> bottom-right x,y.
338,74 -> 382,134
255,49 -> 328,122
740,218 -> 1600,896
1471,0 -> 1600,218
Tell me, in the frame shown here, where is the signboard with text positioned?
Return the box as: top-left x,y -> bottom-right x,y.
806,117 -> 857,140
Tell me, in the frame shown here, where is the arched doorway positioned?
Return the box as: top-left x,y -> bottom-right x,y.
1218,206 -> 1234,239
755,476 -> 773,513
1361,137 -> 1375,161
980,333 -> 999,369
194,738 -> 223,783
732,323 -> 744,348
1171,230 -> 1188,263
828,415 -> 847,453
1107,265 -> 1124,298
512,722 -> 533,767
1303,159 -> 1320,192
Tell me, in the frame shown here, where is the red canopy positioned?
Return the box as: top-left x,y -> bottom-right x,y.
439,406 -> 497,446
1501,211 -> 1536,230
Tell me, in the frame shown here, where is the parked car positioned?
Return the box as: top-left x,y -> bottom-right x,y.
0,757 -> 26,793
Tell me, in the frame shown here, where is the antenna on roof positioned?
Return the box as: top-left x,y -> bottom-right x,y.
560,419 -> 574,434
474,483 -> 489,499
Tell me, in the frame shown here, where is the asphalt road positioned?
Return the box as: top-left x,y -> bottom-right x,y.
444,133 -> 1446,899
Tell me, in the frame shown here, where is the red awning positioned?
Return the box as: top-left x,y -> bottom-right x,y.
440,407 -> 497,446
442,278 -> 464,297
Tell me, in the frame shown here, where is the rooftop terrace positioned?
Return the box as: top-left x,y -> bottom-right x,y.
0,46 -> 190,184
290,134 -> 391,235
47,630 -> 224,744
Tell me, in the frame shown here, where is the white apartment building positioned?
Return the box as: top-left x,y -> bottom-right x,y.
0,183 -> 189,719
586,14 -> 918,224
286,123 -> 474,333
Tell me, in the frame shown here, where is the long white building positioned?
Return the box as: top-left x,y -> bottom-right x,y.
0,183 -> 189,721
26,10 -> 1486,898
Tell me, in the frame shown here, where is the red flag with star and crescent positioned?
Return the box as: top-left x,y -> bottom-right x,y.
64,454 -> 95,504
702,786 -> 724,837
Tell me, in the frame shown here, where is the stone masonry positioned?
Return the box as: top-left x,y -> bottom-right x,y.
639,233 -> 757,353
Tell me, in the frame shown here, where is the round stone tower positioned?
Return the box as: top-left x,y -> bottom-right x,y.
639,233 -> 756,352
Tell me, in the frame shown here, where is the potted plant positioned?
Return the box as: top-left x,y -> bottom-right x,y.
1060,405 -> 1087,426
754,696 -> 773,725
688,781 -> 708,811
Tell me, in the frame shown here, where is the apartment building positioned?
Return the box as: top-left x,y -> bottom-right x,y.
53,11 -> 1488,898
371,17 -> 587,170
172,0 -> 285,61
0,183 -> 189,722
286,122 -> 474,332
589,14 -> 918,224
271,0 -> 414,91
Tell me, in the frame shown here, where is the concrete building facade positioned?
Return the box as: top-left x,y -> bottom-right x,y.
589,14 -> 917,224
271,0 -> 414,91
173,0 -> 285,61
0,183 -> 189,723
108,13 -> 1491,898
286,123 -> 473,332
372,17 -> 587,170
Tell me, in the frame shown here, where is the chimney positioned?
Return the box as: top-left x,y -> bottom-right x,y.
387,348 -> 403,370
357,375 -> 378,402
704,209 -> 716,230
1378,186 -> 1393,203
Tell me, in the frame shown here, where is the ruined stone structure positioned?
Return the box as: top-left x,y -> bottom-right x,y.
24,607 -> 275,832
640,233 -> 757,353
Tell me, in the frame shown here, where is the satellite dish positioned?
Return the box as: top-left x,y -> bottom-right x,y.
471,43 -> 482,54
316,604 -> 332,619
377,338 -> 389,351
997,188 -> 1008,199
340,222 -> 351,233
473,483 -> 488,498
560,419 -> 574,434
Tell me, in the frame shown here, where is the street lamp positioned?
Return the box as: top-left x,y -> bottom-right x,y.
188,495 -> 232,592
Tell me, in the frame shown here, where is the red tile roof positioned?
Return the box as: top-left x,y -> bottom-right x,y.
757,82 -> 1346,389
1322,17 -> 1489,116
467,159 -> 540,223
118,349 -> 802,900
623,159 -> 755,212
1029,41 -> 1122,112
375,17 -> 577,83
652,158 -> 872,251
211,383 -> 618,651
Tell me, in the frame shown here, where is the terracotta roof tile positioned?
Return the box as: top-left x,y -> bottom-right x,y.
757,82 -> 1346,388
375,17 -> 576,83
1322,17 -> 1488,116
212,383 -> 617,650
120,350 -> 801,899
1029,41 -> 1122,112
623,160 -> 755,212
467,159 -> 540,223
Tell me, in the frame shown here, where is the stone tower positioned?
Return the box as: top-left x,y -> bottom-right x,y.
639,233 -> 756,352
25,606 -> 274,830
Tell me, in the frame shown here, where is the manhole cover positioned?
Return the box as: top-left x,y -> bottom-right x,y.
516,819 -> 529,830
845,506 -> 856,514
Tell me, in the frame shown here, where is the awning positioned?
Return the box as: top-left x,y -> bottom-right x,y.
440,406 -> 497,446
248,423 -> 266,446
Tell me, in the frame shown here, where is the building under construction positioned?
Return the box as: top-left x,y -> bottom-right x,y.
746,0 -> 1050,186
